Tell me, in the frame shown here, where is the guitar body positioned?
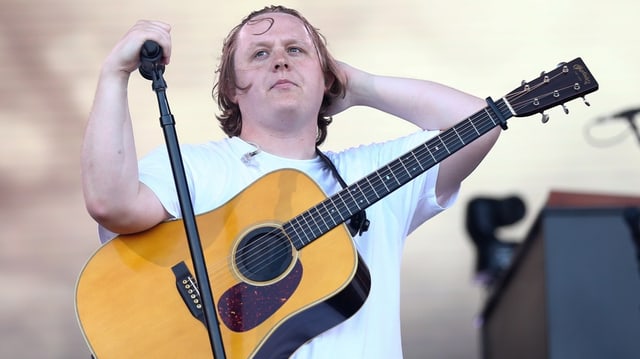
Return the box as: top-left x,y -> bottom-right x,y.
75,169 -> 371,358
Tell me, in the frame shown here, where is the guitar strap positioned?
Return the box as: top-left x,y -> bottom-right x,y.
316,148 -> 370,237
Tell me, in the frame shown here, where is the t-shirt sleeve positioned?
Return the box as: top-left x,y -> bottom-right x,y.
138,146 -> 184,219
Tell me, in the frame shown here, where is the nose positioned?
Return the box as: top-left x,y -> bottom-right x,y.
274,61 -> 289,71
274,62 -> 288,70
273,51 -> 289,71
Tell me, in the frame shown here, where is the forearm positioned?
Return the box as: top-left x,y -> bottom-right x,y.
81,69 -> 142,226
344,66 -> 501,203
353,71 -> 486,130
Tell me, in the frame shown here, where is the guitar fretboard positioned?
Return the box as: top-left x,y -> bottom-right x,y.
284,98 -> 513,249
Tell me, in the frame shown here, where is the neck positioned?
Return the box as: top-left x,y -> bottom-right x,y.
239,131 -> 317,160
238,108 -> 320,159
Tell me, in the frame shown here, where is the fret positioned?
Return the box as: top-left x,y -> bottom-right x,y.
437,136 -> 451,154
483,107 -> 498,127
452,126 -> 465,145
353,183 -> 369,208
334,191 -> 354,219
407,154 -> 423,173
306,208 -> 323,238
427,140 -> 448,162
364,176 -> 380,200
286,216 -> 309,248
471,114 -> 483,135
292,212 -> 310,245
318,201 -> 336,228
326,197 -> 342,220
343,187 -> 364,211
376,166 -> 393,193
340,190 -> 362,213
388,166 -> 401,187
424,142 -> 437,163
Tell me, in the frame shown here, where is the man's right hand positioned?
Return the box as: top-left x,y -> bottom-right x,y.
102,20 -> 172,77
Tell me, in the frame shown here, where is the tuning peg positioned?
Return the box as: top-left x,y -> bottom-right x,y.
539,70 -> 550,83
561,104 -> 569,114
582,96 -> 591,106
541,113 -> 550,123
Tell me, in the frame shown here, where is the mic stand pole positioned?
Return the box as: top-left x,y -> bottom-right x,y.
623,207 -> 640,277
143,61 -> 226,359
628,119 -> 640,147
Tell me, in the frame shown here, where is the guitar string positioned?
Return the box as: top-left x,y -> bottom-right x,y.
203,71 -> 575,286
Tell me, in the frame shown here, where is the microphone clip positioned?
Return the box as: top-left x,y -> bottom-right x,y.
139,40 -> 166,89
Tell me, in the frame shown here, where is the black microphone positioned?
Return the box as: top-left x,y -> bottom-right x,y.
599,108 -> 640,123
623,207 -> 640,242
138,40 -> 165,80
622,207 -> 640,274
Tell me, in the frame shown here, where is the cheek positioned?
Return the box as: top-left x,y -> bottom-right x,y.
230,69 -> 253,102
234,70 -> 250,89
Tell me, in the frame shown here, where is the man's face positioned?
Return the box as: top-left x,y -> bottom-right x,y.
232,13 -> 326,121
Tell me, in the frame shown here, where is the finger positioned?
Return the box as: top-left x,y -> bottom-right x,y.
132,20 -> 172,64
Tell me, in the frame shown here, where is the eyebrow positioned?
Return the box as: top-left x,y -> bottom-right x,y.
245,37 -> 312,50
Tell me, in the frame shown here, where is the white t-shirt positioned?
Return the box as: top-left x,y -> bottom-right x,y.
101,130 -> 457,358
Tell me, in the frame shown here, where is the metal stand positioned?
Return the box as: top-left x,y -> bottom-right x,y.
139,40 -> 226,359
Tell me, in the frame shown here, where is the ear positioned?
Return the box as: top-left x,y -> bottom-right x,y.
324,72 -> 336,93
230,86 -> 243,104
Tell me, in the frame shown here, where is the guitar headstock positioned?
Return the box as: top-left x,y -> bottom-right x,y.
505,57 -> 599,119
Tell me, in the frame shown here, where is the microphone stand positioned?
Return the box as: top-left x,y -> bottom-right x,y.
629,119 -> 640,147
139,41 -> 226,359
623,207 -> 640,277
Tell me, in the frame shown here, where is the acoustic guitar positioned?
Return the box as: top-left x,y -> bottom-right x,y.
75,58 -> 598,358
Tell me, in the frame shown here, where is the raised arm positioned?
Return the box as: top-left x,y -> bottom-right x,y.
81,20 -> 173,234
328,63 -> 501,204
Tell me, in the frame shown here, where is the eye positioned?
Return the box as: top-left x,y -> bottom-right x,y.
254,50 -> 268,58
288,47 -> 302,54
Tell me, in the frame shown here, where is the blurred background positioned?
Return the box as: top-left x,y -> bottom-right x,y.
1,0 -> 639,358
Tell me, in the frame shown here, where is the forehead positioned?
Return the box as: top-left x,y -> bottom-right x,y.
237,12 -> 312,45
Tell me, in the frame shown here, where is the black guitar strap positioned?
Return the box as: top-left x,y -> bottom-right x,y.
316,148 -> 370,237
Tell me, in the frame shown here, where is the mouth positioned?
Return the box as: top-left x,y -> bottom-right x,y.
270,79 -> 296,89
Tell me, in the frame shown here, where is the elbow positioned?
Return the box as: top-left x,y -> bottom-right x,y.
84,195 -> 123,230
83,189 -> 167,235
84,195 -> 137,235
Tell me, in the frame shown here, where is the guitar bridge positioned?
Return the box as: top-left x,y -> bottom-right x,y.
171,261 -> 207,328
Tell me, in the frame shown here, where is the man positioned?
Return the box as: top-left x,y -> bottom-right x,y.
81,5 -> 500,358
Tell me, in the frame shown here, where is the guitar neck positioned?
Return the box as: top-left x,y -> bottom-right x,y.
286,98 -> 513,249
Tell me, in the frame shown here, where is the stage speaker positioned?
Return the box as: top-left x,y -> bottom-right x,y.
480,193 -> 640,359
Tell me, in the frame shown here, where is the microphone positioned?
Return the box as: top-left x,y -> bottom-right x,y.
623,207 -> 640,242
598,108 -> 640,123
138,40 -> 165,80
622,207 -> 640,274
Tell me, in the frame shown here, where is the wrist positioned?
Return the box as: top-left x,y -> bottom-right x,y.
99,63 -> 132,86
349,70 -> 376,108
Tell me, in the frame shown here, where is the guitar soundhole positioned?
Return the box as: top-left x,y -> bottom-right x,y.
235,226 -> 293,283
